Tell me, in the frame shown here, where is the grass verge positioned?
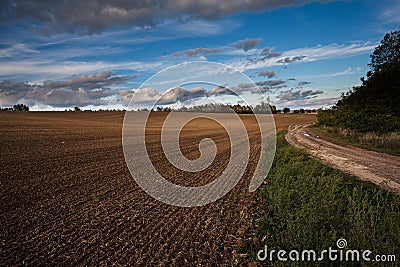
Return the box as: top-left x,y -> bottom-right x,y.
312,126 -> 400,156
237,131 -> 400,266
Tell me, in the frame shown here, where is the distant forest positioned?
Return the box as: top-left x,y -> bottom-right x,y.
148,102 -> 316,114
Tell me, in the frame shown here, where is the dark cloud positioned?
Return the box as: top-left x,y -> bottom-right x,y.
98,83 -> 270,107
265,52 -> 283,58
277,56 -> 306,64
26,87 -> 112,107
256,70 -> 276,78
200,83 -> 275,97
255,79 -> 286,87
234,83 -> 263,93
160,86 -> 207,104
246,48 -> 283,65
0,80 -> 34,106
124,82 -> 315,107
119,88 -> 160,105
123,86 -> 212,106
0,71 -> 134,107
205,84 -> 263,97
0,0 -> 333,35
230,38 -> 262,51
42,71 -> 134,90
260,47 -> 283,58
298,81 -> 311,86
228,83 -> 272,94
207,85 -> 236,97
260,47 -> 270,55
134,82 -> 282,103
256,79 -> 286,93
170,47 -> 222,57
276,89 -> 324,101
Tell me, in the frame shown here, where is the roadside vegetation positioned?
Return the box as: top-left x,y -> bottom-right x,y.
312,126 -> 400,156
238,132 -> 400,265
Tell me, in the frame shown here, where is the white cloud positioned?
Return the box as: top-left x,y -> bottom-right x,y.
0,71 -> 134,107
380,2 -> 400,24
308,66 -> 363,79
119,88 -> 161,105
273,96 -> 340,109
120,86 -> 209,106
230,42 -> 377,71
0,60 -> 162,80
0,44 -> 39,58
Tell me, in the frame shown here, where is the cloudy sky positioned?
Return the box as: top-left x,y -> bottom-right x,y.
0,0 -> 399,110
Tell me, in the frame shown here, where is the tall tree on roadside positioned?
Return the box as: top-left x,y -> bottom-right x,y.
318,27 -> 400,132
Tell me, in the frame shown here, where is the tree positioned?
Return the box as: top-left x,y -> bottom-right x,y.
283,107 -> 290,114
317,27 -> 400,132
369,28 -> 400,75
252,102 -> 276,114
74,106 -> 81,112
270,105 -> 277,114
13,104 -> 29,111
232,104 -> 243,114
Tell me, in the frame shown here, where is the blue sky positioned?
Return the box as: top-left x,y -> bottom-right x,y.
0,0 -> 399,110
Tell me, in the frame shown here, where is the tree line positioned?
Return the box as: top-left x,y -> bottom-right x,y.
1,102 -> 318,114
151,103 -> 316,114
0,104 -> 29,112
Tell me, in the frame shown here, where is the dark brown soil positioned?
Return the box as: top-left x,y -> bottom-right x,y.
0,112 -> 316,266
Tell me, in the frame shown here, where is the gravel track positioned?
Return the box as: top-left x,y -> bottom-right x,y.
285,124 -> 400,194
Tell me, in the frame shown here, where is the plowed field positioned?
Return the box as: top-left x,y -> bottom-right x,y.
0,112 -> 316,266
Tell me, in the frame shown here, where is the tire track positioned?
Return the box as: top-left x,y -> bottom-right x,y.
286,124 -> 400,193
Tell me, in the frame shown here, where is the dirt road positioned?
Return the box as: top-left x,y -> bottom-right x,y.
285,124 -> 400,194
